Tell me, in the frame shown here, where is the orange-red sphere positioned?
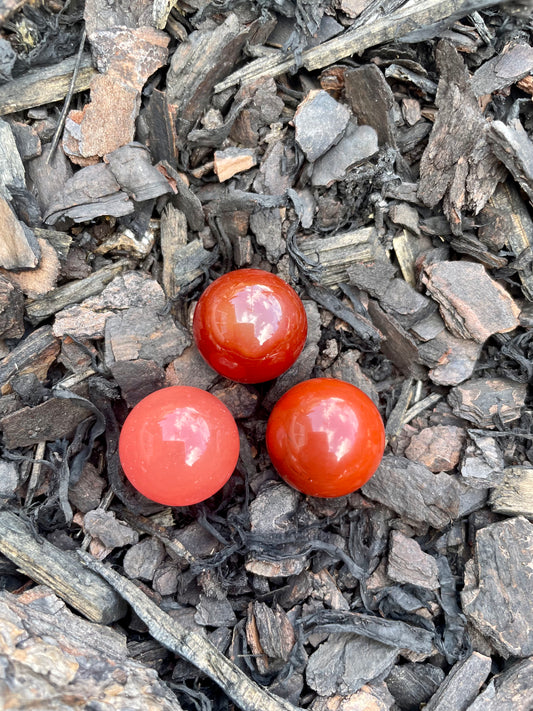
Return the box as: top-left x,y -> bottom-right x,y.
193,269 -> 307,384
266,378 -> 385,498
119,386 -> 239,506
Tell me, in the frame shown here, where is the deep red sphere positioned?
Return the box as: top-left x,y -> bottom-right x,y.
266,378 -> 385,498
192,269 -> 307,384
119,386 -> 240,506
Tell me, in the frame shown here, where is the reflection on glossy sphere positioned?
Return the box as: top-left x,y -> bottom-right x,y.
119,386 -> 239,506
193,269 -> 307,384
266,378 -> 385,498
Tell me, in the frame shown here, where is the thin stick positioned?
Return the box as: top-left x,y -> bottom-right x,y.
47,27 -> 87,164
79,551 -> 302,711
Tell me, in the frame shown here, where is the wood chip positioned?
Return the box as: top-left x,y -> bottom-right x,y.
418,41 -> 504,232
471,43 -> 533,97
467,658 -> 533,711
424,651 -> 492,711
489,467 -> 533,518
0,393 -> 94,449
214,147 -> 257,182
422,261 -> 520,343
461,516 -> 533,658
361,455 -> 461,530
488,118 -> 533,205
461,435 -> 504,490
26,258 -> 130,325
307,634 -> 398,696
311,121 -> 378,187
299,226 -> 384,286
0,273 -> 24,339
0,53 -> 96,116
345,64 -> 396,146
0,195 -> 40,269
387,530 -> 440,590
0,325 -> 59,394
405,425 -> 466,472
447,377 -> 527,427
0,511 -> 126,623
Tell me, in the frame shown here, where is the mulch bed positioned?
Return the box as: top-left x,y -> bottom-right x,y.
0,0 -> 533,710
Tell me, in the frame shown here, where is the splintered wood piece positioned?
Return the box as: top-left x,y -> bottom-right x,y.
418,40 -> 504,231
0,511 -> 126,623
422,261 -> 520,342
0,196 -> 40,270
405,425 -> 466,472
461,516 -> 533,658
0,325 -> 60,394
361,455 -> 461,530
478,182 -> 533,300
215,0 -> 506,92
144,89 -> 179,165
214,147 -> 257,182
79,552 -> 302,711
367,300 -> 426,379
472,43 -> 533,97
299,226 -> 384,286
387,530 -> 440,590
43,163 -> 134,224
0,117 -> 26,199
161,204 -> 187,299
467,658 -> 533,711
488,118 -> 533,205
448,377 -> 527,428
293,90 -> 351,162
165,345 -> 218,391
489,467 -> 533,517
0,586 -> 186,709
25,258 -> 130,325
424,652 -> 492,711
0,54 -> 96,116
345,64 -> 396,146
0,393 -> 94,449
167,13 -> 254,140
393,229 -> 433,287
385,663 -> 444,711
0,274 -> 24,339
63,27 -> 169,162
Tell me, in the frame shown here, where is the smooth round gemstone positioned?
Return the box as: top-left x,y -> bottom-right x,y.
192,269 -> 307,384
266,378 -> 385,498
119,386 -> 240,506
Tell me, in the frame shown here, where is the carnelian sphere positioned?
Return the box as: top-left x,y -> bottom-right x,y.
192,269 -> 307,384
118,386 -> 240,506
266,378 -> 385,498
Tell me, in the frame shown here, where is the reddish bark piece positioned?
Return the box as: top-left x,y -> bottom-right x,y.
405,425 -> 466,472
63,27 -> 169,162
214,147 -> 257,182
422,261 -> 520,343
0,238 -> 61,298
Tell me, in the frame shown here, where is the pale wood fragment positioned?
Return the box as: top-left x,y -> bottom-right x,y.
490,467 -> 533,518
0,54 -> 96,116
